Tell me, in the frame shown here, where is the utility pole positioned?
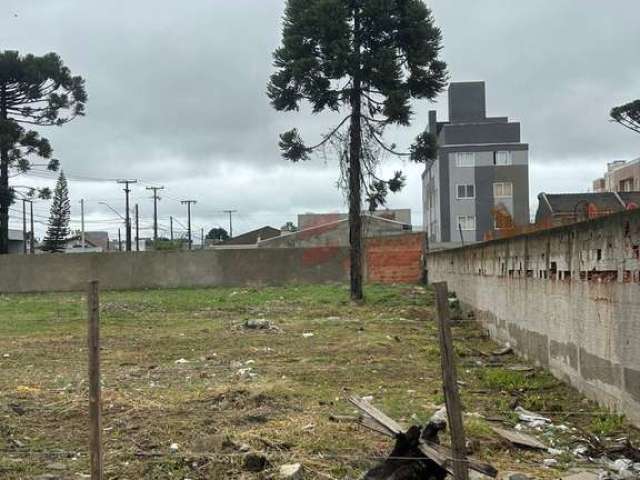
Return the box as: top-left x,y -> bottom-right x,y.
170,216 -> 174,241
116,179 -> 137,252
22,199 -> 27,254
80,199 -> 86,250
118,228 -> 122,252
181,200 -> 197,250
146,186 -> 164,241
201,227 -> 204,249
135,204 -> 140,252
223,209 -> 237,238
29,200 -> 34,254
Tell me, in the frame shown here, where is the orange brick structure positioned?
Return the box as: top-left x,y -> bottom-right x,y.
365,233 -> 425,284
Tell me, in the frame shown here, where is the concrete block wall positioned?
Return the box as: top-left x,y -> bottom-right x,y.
0,233 -> 425,294
427,210 -> 640,426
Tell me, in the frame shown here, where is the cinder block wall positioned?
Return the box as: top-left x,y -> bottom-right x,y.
0,233 -> 425,294
427,210 -> 640,426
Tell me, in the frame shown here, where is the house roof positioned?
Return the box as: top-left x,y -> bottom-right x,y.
65,235 -> 99,247
8,229 -> 23,241
223,226 -> 281,245
258,214 -> 410,246
618,191 -> 640,207
539,192 -> 626,215
85,231 -> 110,250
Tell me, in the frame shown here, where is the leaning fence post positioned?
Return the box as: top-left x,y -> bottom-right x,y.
87,280 -> 103,480
433,281 -> 468,480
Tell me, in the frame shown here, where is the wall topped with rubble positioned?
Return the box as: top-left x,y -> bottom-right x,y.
426,209 -> 640,426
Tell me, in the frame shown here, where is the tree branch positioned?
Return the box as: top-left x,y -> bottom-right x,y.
362,117 -> 410,156
308,115 -> 352,151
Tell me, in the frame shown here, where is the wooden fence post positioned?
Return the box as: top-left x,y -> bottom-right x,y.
433,281 -> 468,480
87,280 -> 103,480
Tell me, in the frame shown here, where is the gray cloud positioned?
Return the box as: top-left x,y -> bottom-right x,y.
2,0 -> 639,238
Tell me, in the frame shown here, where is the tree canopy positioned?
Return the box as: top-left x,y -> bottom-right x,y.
611,100 -> 640,134
268,0 -> 446,299
42,171 -> 70,253
206,227 -> 230,242
0,50 -> 86,254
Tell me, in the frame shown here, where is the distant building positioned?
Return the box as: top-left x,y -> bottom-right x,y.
422,81 -> 529,246
259,214 -> 411,248
593,157 -> 640,193
62,235 -> 103,253
535,192 -> 640,227
85,231 -> 110,251
7,229 -> 25,254
298,209 -> 411,231
222,226 -> 281,246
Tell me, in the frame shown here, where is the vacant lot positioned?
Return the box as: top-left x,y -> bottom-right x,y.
0,284 -> 636,479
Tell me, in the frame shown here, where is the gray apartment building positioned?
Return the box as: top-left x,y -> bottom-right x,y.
422,81 -> 529,245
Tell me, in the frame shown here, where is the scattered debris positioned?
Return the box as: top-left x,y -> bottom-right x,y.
429,406 -> 448,427
243,451 -> 269,472
560,471 -> 600,480
492,344 -> 513,356
507,365 -> 534,372
169,442 -> 180,451
491,426 -> 547,450
348,395 -> 497,479
8,402 -> 26,416
244,319 -> 281,331
302,332 -> 314,338
279,463 -> 303,479
515,406 -> 551,425
542,458 -> 558,468
174,358 -> 190,364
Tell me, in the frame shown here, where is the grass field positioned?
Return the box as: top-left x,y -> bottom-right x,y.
0,284 -> 636,479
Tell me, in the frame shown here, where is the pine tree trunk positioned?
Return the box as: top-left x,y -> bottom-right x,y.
0,87 -> 10,255
348,5 -> 364,301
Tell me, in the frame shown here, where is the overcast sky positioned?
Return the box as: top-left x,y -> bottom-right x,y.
2,1 -> 639,240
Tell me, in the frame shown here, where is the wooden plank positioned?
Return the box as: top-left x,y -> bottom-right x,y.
348,395 -> 405,436
349,395 -> 497,478
87,281 -> 103,480
420,441 -> 498,478
433,282 -> 469,480
491,426 -> 547,450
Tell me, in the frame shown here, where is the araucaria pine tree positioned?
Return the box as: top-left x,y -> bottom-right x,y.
0,51 -> 86,254
268,0 -> 447,300
42,171 -> 71,253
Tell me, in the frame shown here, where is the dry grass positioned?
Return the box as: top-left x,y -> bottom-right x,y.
0,283 -> 636,479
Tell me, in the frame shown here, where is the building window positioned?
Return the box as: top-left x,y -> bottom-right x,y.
494,151 -> 512,166
456,184 -> 475,199
457,216 -> 476,231
494,182 -> 513,198
454,152 -> 475,167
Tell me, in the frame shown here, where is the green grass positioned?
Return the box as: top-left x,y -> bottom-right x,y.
0,283 -> 636,480
590,413 -> 626,436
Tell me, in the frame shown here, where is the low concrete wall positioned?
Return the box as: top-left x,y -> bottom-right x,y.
2,247 -> 350,293
427,210 -> 640,425
0,233 -> 426,293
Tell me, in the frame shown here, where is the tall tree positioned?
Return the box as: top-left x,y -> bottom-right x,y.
206,227 -> 230,242
42,171 -> 71,253
611,100 -> 640,134
268,0 -> 446,300
0,51 -> 87,254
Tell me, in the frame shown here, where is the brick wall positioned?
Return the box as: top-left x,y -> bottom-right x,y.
365,233 -> 424,284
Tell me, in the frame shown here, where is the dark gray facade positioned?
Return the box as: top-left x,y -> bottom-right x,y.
422,81 -> 530,244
